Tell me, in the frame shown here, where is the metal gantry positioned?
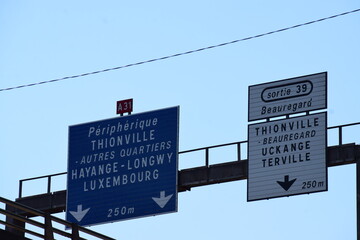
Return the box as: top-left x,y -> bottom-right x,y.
0,197 -> 115,240
6,122 -> 360,239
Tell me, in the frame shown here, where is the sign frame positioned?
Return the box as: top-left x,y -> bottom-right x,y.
66,106 -> 179,227
248,72 -> 327,121
247,112 -> 328,201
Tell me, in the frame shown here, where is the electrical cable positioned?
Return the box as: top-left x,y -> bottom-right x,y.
1,8 -> 359,92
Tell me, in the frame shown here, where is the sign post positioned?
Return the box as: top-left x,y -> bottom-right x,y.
66,106 -> 179,226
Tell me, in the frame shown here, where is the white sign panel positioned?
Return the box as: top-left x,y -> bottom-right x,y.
248,72 -> 327,121
247,112 -> 327,201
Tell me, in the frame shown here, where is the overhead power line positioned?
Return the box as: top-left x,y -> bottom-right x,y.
1,8 -> 360,92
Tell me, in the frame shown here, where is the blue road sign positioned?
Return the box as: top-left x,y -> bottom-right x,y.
66,106 -> 179,227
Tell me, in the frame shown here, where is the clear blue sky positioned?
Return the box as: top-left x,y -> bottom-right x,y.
1,1 -> 360,239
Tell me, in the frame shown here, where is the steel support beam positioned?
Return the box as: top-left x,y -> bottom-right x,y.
15,144 -> 360,217
5,204 -> 26,238
357,145 -> 360,240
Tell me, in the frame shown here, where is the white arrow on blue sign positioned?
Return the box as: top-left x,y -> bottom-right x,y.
66,106 -> 179,227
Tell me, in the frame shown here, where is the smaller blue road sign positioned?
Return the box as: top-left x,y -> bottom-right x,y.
66,106 -> 179,227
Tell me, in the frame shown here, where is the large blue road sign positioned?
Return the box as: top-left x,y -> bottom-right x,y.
66,107 -> 179,227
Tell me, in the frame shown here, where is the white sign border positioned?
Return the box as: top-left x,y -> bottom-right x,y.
66,106 -> 180,227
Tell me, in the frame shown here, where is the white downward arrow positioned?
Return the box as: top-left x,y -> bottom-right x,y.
69,204 -> 90,222
152,191 -> 173,208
